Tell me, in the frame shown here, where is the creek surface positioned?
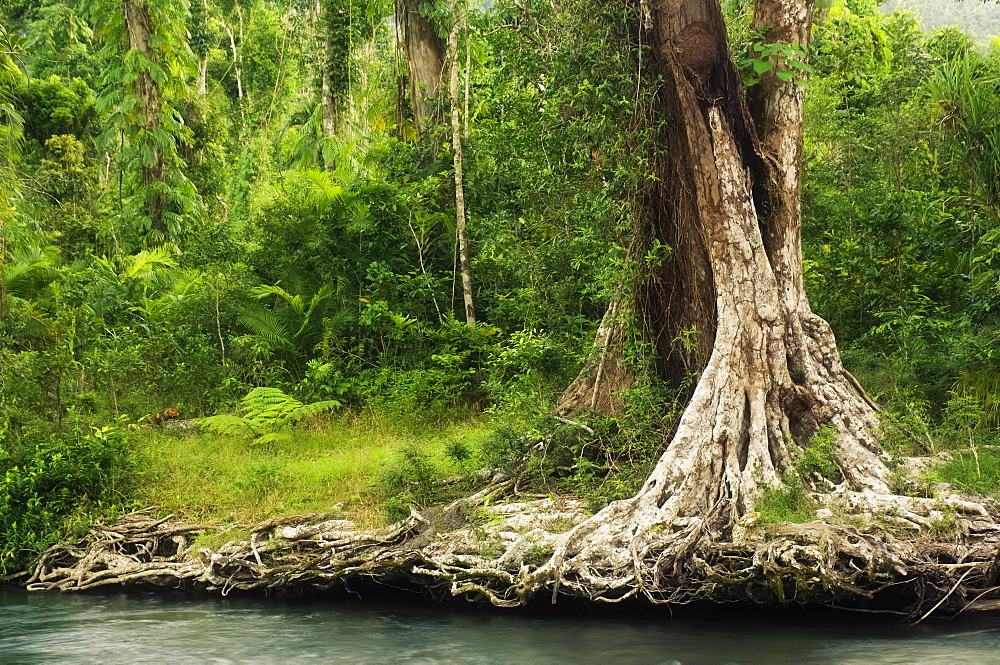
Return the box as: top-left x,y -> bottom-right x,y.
2,587 -> 999,664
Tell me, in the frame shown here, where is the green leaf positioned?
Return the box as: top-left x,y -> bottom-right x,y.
196,414 -> 261,438
140,143 -> 156,167
753,59 -> 772,75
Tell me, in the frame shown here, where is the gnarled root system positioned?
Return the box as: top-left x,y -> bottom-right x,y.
20,479 -> 1000,620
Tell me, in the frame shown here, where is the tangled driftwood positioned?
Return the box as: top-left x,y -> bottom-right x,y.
19,474 -> 1000,619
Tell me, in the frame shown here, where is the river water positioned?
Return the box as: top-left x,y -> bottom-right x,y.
2,587 -> 999,664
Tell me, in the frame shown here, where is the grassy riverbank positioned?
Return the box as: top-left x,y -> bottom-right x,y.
133,413 -> 494,527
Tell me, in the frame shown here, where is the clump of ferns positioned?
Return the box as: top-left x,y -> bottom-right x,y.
196,386 -> 341,445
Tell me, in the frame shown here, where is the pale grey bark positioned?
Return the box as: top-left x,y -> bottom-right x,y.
555,300 -> 632,416
448,5 -> 475,324
321,64 -> 337,168
540,0 -> 904,594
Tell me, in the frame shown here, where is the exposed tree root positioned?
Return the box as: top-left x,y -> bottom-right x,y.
19,477 -> 1000,619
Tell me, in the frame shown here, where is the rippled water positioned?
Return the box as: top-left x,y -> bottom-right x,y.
2,587 -> 999,664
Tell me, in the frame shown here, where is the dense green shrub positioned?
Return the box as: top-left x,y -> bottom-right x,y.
378,445 -> 446,521
0,421 -> 136,574
16,75 -> 95,143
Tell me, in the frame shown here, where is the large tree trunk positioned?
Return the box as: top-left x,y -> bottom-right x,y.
396,0 -> 446,139
124,0 -> 167,234
198,56 -> 208,96
536,0 -> 897,598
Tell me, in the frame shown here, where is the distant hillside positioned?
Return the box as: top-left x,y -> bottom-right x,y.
879,0 -> 1000,43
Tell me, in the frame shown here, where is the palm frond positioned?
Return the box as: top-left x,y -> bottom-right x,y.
280,102 -> 324,170
0,295 -> 50,337
293,284 -> 333,338
237,304 -> 295,352
954,368 -> 1000,429
250,283 -> 312,318
323,306 -> 356,339
122,246 -> 178,278
3,245 -> 59,295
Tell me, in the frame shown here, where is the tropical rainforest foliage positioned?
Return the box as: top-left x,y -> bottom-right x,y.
2,0 -> 1000,574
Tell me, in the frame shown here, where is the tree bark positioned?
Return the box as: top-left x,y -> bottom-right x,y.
396,0 -> 446,140
448,5 -> 475,324
191,0 -> 211,96
221,12 -> 245,115
540,0 -> 894,593
555,299 -> 632,416
198,56 -> 208,96
320,0 -> 348,168
124,0 -> 166,234
321,53 -> 338,168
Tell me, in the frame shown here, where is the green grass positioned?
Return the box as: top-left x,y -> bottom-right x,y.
935,447 -> 1000,498
756,482 -> 817,524
133,411 -> 492,526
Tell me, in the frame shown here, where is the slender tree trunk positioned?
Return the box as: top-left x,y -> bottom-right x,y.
396,0 -> 446,140
463,28 -> 471,138
124,0 -> 166,234
236,3 -> 246,104
448,4 -> 475,324
319,0 -> 340,168
0,216 -> 6,315
222,19 -> 244,114
321,57 -> 338,167
198,56 -> 208,95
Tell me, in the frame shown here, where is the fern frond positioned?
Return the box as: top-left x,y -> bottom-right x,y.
240,386 -> 296,404
198,388 -> 341,443
196,414 -> 262,438
253,432 -> 294,446
240,385 -> 301,409
283,399 -> 342,425
238,305 -> 294,352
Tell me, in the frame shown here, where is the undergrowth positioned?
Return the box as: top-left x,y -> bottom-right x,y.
756,481 -> 817,524
135,411 -> 492,526
935,448 -> 1000,499
0,420 -> 137,574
